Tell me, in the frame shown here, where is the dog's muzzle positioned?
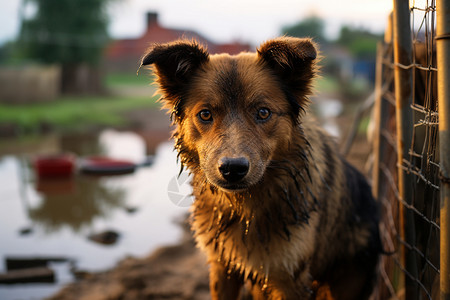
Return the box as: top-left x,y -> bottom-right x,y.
218,157 -> 249,183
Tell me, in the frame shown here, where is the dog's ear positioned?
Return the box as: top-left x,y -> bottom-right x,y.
257,37 -> 317,111
140,40 -> 209,113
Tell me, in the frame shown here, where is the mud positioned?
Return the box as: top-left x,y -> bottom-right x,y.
49,233 -> 210,300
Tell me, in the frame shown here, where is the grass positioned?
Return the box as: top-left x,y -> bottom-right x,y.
358,115 -> 371,134
315,76 -> 340,95
0,94 -> 159,135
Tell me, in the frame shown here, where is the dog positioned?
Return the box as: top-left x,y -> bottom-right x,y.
140,37 -> 381,300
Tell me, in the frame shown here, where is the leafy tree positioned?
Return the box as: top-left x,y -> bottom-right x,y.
282,16 -> 327,44
336,26 -> 382,60
19,0 -> 111,94
0,42 -> 15,64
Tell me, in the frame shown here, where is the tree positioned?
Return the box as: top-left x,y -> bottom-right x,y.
281,16 -> 327,44
336,26 -> 381,60
19,0 -> 111,94
0,41 -> 15,64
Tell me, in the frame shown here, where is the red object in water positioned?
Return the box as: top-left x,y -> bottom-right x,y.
34,154 -> 75,178
80,156 -> 136,175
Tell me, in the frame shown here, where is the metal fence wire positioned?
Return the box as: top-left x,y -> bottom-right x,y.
370,0 -> 450,299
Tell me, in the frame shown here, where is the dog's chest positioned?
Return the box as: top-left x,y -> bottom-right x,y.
192,201 -> 319,281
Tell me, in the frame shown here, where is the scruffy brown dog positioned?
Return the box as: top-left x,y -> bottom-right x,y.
141,37 -> 381,300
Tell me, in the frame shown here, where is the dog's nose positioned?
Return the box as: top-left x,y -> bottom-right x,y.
218,157 -> 249,183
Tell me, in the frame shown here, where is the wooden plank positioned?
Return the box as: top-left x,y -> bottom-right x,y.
0,267 -> 55,284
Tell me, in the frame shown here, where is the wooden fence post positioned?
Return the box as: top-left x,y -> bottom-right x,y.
392,0 -> 418,298
436,0 -> 450,299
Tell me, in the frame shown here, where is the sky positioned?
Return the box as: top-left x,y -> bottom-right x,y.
0,0 -> 394,47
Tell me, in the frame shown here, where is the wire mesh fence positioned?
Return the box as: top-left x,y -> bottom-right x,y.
371,0 -> 444,299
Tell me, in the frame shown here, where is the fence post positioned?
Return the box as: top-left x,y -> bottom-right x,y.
372,14 -> 393,200
372,42 -> 383,199
392,0 -> 418,298
437,0 -> 450,299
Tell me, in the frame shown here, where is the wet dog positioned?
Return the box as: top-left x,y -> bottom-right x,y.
141,37 -> 381,300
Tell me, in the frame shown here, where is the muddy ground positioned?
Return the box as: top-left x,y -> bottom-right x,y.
48,101 -> 372,300
49,225 -> 211,300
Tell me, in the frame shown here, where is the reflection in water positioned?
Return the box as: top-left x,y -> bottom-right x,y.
0,129 -> 187,300
99,130 -> 146,163
60,133 -> 103,157
30,176 -> 126,234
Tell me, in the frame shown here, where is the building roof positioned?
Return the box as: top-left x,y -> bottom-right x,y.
106,12 -> 251,62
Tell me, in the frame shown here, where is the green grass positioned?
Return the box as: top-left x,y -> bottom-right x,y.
0,95 -> 159,135
105,71 -> 154,87
315,76 -> 340,94
358,115 -> 371,134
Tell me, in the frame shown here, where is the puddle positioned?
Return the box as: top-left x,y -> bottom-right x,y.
0,130 -> 189,300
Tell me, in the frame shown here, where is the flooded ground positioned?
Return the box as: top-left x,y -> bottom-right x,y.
0,130 -> 190,300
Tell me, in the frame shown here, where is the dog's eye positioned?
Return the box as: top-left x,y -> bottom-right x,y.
256,108 -> 271,121
198,109 -> 213,122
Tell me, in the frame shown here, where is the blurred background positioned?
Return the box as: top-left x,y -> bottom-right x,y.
0,0 -> 392,299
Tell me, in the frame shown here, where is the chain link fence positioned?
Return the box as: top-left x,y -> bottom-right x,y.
369,0 -> 450,299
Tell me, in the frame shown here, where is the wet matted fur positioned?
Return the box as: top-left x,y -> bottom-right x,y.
141,37 -> 382,300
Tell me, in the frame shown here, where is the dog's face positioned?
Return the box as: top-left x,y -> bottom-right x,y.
141,37 -> 317,192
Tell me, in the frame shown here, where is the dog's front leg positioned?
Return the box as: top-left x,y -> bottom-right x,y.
209,261 -> 242,300
267,267 -> 315,300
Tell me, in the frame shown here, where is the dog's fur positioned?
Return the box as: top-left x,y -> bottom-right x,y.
141,37 -> 381,300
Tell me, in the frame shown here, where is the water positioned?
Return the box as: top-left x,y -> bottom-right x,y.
0,130 -> 189,300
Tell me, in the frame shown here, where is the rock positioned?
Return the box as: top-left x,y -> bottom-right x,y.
88,230 -> 120,245
124,206 -> 138,214
18,226 -> 33,236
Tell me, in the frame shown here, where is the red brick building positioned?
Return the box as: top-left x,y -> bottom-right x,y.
105,12 -> 251,72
